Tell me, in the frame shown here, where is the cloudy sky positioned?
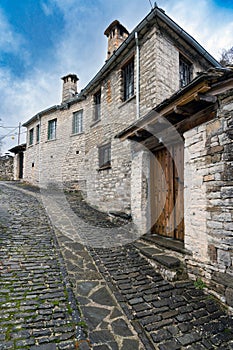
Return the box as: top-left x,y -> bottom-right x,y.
0,0 -> 232,154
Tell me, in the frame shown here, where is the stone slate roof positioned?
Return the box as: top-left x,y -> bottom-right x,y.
23,5 -> 221,128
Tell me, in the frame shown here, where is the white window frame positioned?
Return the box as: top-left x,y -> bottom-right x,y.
48,119 -> 57,140
72,110 -> 83,134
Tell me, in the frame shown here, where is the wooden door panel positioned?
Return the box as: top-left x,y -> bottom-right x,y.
151,143 -> 184,241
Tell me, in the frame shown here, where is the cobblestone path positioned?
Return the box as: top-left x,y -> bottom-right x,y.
1,183 -> 233,350
89,246 -> 233,349
0,184 -> 88,350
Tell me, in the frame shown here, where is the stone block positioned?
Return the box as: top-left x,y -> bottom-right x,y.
225,287 -> 233,307
208,244 -> 217,262
212,272 -> 233,288
153,255 -> 180,268
217,249 -> 231,267
203,174 -> 215,182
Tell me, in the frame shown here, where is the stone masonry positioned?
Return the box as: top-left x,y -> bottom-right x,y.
0,155 -> 14,180
23,6 -> 216,216
184,90 -> 233,309
1,181 -> 233,350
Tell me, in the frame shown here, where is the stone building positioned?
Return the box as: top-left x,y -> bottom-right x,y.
0,154 -> 14,180
9,143 -> 26,180
22,4 -> 220,217
117,67 -> 233,309
19,4 -> 233,309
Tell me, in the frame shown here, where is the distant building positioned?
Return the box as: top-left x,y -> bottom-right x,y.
8,143 -> 26,180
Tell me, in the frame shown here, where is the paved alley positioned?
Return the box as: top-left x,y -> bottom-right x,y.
0,183 -> 88,350
0,182 -> 233,350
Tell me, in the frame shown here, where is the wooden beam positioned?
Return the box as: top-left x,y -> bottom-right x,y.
173,106 -> 191,116
194,93 -> 217,103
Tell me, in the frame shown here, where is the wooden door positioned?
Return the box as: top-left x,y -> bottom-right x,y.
150,142 -> 184,241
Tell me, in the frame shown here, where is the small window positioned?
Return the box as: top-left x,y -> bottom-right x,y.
122,58 -> 134,101
99,143 -> 111,169
36,124 -> 40,143
48,119 -> 57,140
72,110 -> 83,134
29,128 -> 34,145
179,55 -> 192,88
93,90 -> 101,121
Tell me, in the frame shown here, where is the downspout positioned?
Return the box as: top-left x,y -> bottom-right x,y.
135,32 -> 140,119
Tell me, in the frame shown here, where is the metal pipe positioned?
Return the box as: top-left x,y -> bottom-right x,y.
135,32 -> 140,119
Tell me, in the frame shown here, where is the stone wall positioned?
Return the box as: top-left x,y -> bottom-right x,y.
184,91 -> 233,309
23,21 -> 212,215
0,155 -> 14,180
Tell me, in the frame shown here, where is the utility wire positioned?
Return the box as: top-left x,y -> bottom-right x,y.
0,126 -> 18,129
148,0 -> 153,9
0,127 -> 18,141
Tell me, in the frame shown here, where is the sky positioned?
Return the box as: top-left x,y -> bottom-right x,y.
0,0 -> 232,154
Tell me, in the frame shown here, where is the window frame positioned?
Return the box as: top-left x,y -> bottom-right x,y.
93,89 -> 101,122
48,118 -> 57,140
98,142 -> 111,170
36,124 -> 40,143
179,55 -> 193,88
72,110 -> 83,135
29,128 -> 34,146
122,57 -> 134,101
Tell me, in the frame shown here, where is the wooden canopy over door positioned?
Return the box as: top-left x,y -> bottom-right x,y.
150,142 -> 184,241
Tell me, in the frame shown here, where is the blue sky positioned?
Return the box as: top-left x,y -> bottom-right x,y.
0,0 -> 232,154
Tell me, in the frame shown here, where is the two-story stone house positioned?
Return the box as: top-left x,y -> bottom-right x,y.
22,5 -> 220,217
20,5 -> 233,309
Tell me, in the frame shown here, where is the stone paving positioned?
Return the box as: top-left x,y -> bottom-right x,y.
1,182 -> 233,350
0,183 -> 88,350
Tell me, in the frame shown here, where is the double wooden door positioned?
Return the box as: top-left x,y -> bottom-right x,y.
150,142 -> 184,241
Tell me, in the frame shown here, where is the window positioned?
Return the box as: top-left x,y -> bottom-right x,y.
29,128 -> 34,145
48,119 -> 57,140
72,110 -> 83,134
122,58 -> 134,101
93,90 -> 101,121
99,143 -> 111,169
179,55 -> 192,88
36,124 -> 40,143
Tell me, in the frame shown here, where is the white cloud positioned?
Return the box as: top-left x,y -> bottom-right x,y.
41,2 -> 54,16
0,68 -> 61,153
0,9 -> 25,54
159,0 -> 233,59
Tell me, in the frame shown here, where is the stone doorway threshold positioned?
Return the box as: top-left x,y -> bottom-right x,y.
133,234 -> 191,282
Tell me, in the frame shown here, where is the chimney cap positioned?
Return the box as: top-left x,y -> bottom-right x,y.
61,74 -> 79,82
104,20 -> 129,36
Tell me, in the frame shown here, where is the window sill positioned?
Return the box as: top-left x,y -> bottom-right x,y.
28,144 -> 33,148
91,119 -> 101,128
97,165 -> 111,172
118,94 -> 136,109
70,132 -> 84,137
45,138 -> 57,143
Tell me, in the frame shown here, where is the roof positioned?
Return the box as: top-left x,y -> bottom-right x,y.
22,105 -> 59,127
116,67 -> 233,143
8,143 -> 27,154
23,5 -> 221,128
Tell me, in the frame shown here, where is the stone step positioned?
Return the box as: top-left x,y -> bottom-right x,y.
133,238 -> 188,282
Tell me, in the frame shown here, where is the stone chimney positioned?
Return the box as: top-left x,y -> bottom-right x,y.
104,20 -> 129,60
61,74 -> 79,102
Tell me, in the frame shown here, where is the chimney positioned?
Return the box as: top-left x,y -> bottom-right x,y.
61,74 -> 79,102
104,20 -> 129,60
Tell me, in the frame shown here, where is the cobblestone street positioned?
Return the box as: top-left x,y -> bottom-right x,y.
0,183 -> 87,350
0,182 -> 233,350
